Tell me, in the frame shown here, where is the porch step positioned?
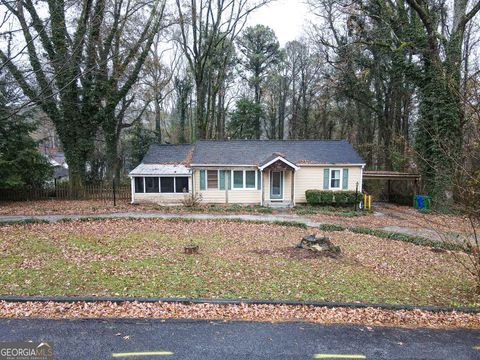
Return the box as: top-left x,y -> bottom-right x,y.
265,201 -> 293,208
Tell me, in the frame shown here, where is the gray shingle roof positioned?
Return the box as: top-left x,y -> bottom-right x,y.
191,140 -> 365,165
140,140 -> 365,166
142,144 -> 194,164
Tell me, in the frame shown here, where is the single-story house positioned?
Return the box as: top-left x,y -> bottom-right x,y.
129,140 -> 366,206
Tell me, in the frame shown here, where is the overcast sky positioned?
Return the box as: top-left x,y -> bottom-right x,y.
247,0 -> 312,46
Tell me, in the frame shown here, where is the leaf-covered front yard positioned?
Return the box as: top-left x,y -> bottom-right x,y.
0,218 -> 478,307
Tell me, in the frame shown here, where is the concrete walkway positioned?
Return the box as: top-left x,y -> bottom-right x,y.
0,211 -> 444,241
0,212 -> 320,227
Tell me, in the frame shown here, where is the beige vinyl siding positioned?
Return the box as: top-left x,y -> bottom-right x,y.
134,193 -> 185,205
294,166 -> 363,203
193,169 -> 261,205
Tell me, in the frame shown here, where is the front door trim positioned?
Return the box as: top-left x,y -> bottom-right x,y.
270,170 -> 284,200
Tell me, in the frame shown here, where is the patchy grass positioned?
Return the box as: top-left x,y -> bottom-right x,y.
305,203 -> 475,235
317,224 -> 463,251
0,218 -> 478,308
0,200 -> 274,216
293,205 -> 367,217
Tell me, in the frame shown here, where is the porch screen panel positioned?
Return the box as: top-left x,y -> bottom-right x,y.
175,177 -> 189,193
135,177 -> 144,193
160,177 -> 174,193
145,177 -> 160,193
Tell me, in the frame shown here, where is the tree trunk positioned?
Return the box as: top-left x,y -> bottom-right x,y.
195,82 -> 207,139
254,81 -> 261,139
155,94 -> 162,143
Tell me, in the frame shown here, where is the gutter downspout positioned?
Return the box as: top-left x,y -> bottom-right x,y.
292,169 -> 296,207
192,170 -> 195,198
130,176 -> 135,204
225,170 -> 229,204
260,169 -> 264,207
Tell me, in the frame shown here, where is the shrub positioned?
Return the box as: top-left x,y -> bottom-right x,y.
334,191 -> 362,205
305,190 -> 334,205
319,224 -> 346,231
182,192 -> 203,207
272,220 -> 308,229
305,190 -> 361,206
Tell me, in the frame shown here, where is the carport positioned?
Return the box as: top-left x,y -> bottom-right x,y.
363,171 -> 421,203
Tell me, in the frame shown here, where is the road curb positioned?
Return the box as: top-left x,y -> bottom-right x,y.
0,296 -> 478,314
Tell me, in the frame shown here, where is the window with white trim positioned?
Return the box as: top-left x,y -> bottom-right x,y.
233,171 -> 244,189
330,169 -> 341,189
207,170 -> 218,189
232,170 -> 257,189
245,171 -> 256,188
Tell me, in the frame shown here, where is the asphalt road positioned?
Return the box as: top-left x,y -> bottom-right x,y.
0,319 -> 479,360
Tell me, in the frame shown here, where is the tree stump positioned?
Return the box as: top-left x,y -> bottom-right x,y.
296,234 -> 341,257
184,244 -> 199,254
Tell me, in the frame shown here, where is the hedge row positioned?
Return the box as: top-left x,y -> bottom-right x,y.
305,190 -> 362,206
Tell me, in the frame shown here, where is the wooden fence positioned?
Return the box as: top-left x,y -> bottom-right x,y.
0,183 -> 131,202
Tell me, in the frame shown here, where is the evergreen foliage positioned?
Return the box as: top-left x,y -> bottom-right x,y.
0,76 -> 52,189
227,97 -> 263,139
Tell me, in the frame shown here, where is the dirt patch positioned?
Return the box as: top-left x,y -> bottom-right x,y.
251,247 -> 340,260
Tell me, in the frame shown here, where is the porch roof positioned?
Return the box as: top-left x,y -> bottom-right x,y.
259,154 -> 299,171
129,164 -> 191,176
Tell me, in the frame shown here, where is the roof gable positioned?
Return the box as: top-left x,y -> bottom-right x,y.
259,155 -> 300,170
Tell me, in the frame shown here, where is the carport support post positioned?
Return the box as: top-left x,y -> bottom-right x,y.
387,180 -> 391,202
113,178 -> 116,206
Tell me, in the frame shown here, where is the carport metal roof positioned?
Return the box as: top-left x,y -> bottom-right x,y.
363,171 -> 420,181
